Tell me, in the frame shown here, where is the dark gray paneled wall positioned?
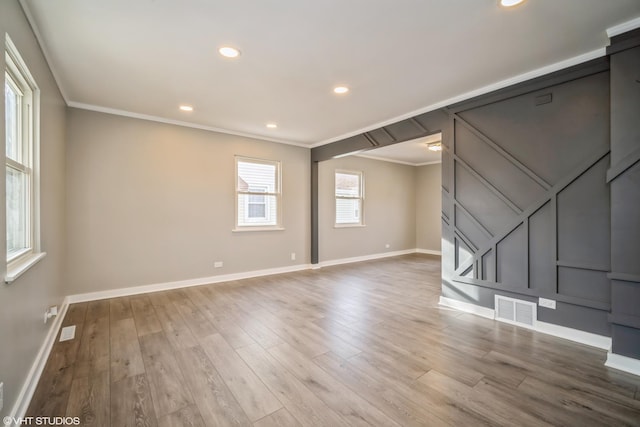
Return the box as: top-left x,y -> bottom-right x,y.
608,30 -> 640,359
442,67 -> 613,336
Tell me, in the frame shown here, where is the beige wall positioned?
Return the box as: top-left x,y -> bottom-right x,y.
0,2 -> 441,414
65,109 -> 310,295
416,163 -> 442,252
0,1 -> 67,418
318,156 -> 417,262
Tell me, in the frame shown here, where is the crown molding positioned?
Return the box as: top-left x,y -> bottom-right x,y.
19,0 -> 69,103
606,16 -> 640,38
67,102 -> 311,148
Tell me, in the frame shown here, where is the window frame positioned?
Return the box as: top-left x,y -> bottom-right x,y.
234,156 -> 283,231
4,35 -> 44,283
334,169 -> 365,227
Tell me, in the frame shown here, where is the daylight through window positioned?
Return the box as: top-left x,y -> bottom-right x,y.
335,170 -> 364,226
235,157 -> 281,229
4,36 -> 42,281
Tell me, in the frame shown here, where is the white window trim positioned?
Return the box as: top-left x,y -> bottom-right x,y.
334,223 -> 367,229
232,227 -> 285,233
334,169 -> 365,228
5,35 -> 44,283
233,156 -> 283,231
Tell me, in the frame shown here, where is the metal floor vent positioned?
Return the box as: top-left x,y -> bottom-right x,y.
494,295 -> 536,329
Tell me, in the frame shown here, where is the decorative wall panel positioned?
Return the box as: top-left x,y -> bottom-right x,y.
442,69 -> 613,334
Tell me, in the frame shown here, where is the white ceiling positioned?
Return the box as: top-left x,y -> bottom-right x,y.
21,0 -> 640,147
357,133 -> 442,166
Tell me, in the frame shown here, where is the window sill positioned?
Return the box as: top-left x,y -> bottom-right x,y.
334,224 -> 366,229
232,227 -> 285,233
5,252 -> 46,284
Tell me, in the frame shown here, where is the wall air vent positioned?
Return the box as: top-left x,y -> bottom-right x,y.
494,295 -> 536,329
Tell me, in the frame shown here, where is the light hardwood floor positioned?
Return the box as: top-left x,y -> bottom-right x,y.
27,254 -> 640,426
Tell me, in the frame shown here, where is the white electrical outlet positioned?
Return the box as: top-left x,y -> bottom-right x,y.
0,381 -> 4,412
291,252 -> 296,261
214,261 -> 223,268
44,306 -> 59,324
539,297 -> 556,309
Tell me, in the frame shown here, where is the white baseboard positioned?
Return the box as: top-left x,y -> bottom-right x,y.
319,249 -> 416,268
438,296 -> 496,319
605,352 -> 640,376
535,321 -> 611,350
416,248 -> 442,256
68,250 -> 435,304
439,296 -> 613,351
442,294 -> 640,376
66,264 -> 313,303
9,301 -> 69,424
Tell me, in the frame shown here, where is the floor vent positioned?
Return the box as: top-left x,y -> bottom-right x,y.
494,295 -> 536,329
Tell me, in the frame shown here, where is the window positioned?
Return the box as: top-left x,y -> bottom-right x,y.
4,36 -> 43,282
247,186 -> 267,219
335,170 -> 364,226
235,157 -> 281,229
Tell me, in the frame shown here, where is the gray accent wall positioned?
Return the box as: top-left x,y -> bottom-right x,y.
0,1 -> 68,419
442,66 -> 613,336
608,30 -> 640,359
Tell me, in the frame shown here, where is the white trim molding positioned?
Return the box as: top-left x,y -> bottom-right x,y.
66,264 -> 312,303
9,301 -> 69,425
416,248 -> 442,256
536,321 -> 611,350
318,248 -> 439,269
605,352 -> 640,377
438,296 -> 495,319
5,252 -> 46,283
67,102 -> 309,148
319,249 -> 415,268
355,153 -> 442,168
440,296 -> 613,351
606,17 -> 640,38
18,0 -> 69,103
66,249 -> 434,303
355,153 -> 421,167
415,160 -> 443,167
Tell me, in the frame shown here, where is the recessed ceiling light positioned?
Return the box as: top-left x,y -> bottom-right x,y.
266,123 -> 278,129
219,46 -> 240,58
499,0 -> 525,7
179,105 -> 193,112
333,86 -> 349,94
427,142 -> 442,152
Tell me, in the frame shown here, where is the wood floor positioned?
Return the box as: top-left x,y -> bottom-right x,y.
27,254 -> 640,426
